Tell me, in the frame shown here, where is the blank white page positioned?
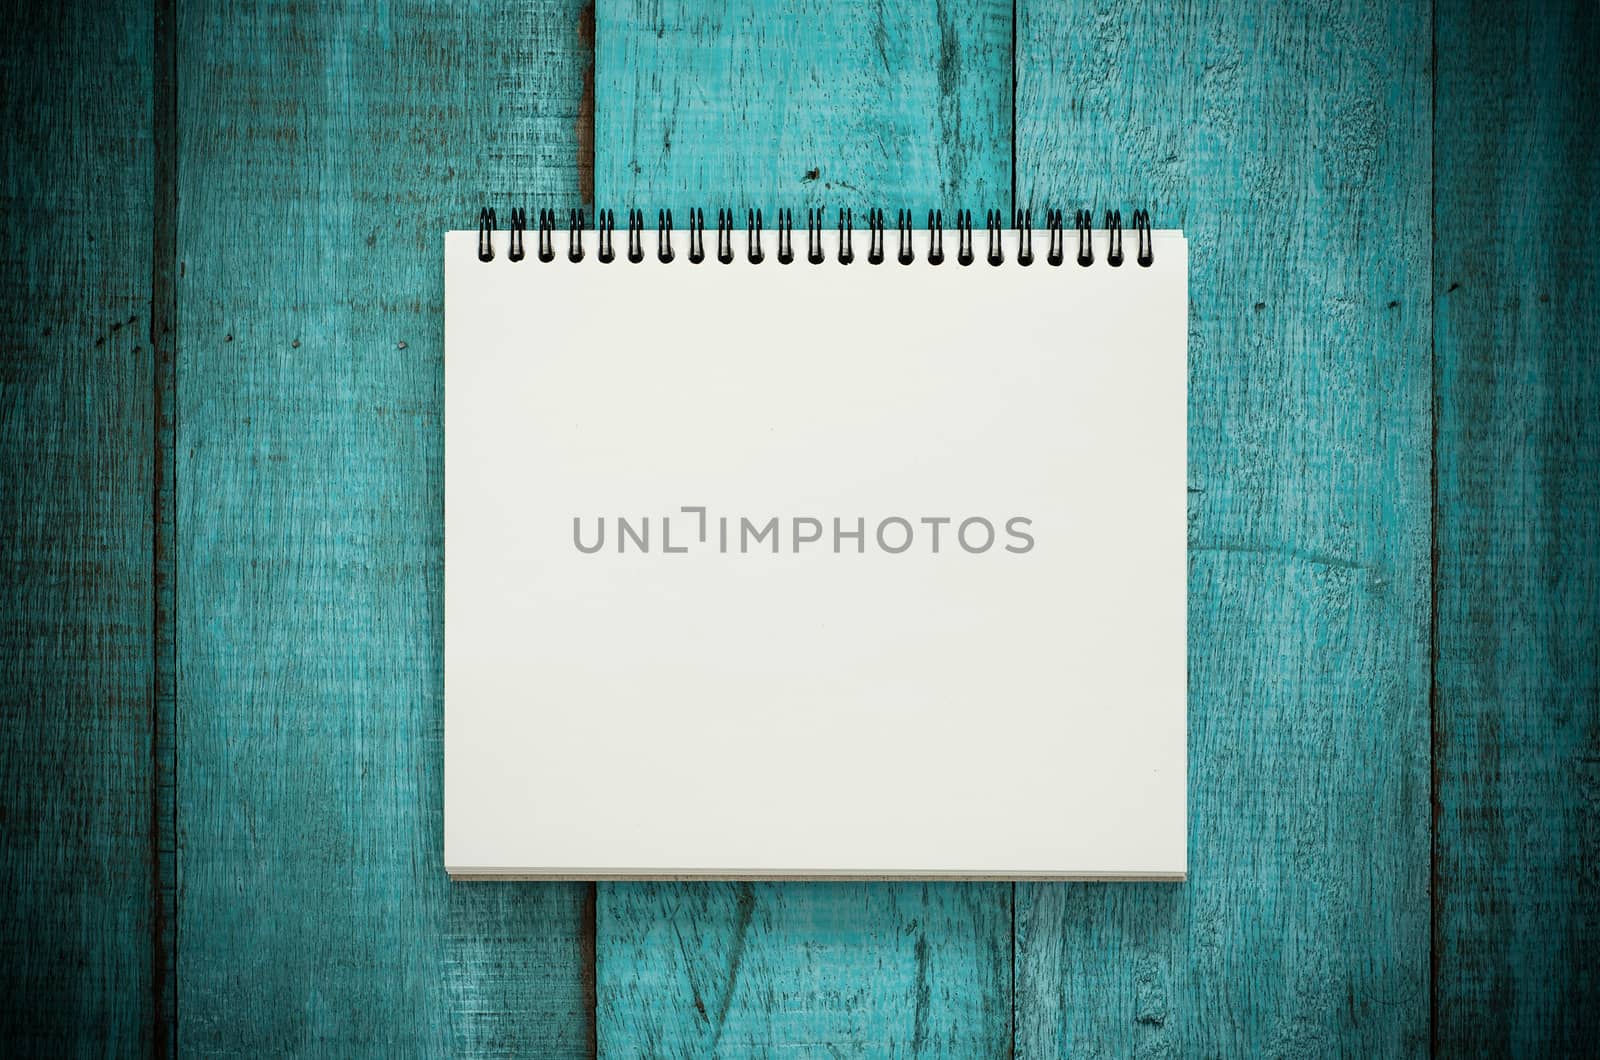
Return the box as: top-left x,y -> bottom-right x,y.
445,226 -> 1187,879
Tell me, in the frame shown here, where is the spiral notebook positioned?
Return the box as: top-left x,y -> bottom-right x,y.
445,208 -> 1188,879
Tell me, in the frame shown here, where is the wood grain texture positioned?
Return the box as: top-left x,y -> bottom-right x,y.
598,882 -> 1012,1058
5,0 -> 1590,1052
0,0 -> 156,1052
174,0 -> 595,1053
595,0 -> 1013,215
1014,1 -> 1433,1055
591,3 -> 1015,1055
1432,0 -> 1600,1052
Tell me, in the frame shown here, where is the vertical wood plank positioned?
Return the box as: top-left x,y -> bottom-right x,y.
596,0 -> 1013,215
1433,1 -> 1600,1052
600,882 -> 1012,1058
591,2 -> 1015,1055
176,0 -> 595,1052
1013,1 -> 1433,1055
0,0 -> 156,1051
152,0 -> 180,1040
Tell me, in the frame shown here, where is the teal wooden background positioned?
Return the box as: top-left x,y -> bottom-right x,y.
1,0 -> 1594,1055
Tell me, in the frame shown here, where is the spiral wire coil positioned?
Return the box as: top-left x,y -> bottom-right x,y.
477,206 -> 1154,267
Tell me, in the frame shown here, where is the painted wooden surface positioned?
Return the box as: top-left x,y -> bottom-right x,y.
173,0 -> 595,1053
599,882 -> 1012,1058
1012,0 -> 1434,1055
0,0 -> 157,1052
4,0 -> 1598,1054
596,0 -> 1013,215
591,3 -> 1016,1055
1432,0 -> 1600,1052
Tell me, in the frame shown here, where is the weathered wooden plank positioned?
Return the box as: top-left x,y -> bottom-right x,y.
152,0 -> 180,1041
599,882 -> 1012,1058
1433,1 -> 1600,1052
595,0 -> 1013,216
591,2 -> 1015,1055
1014,1 -> 1432,1055
175,0 -> 595,1053
0,0 -> 156,1052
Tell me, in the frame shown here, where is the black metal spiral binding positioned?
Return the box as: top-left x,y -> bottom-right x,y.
596,209 -> 615,263
508,207 -> 526,262
777,208 -> 794,264
867,209 -> 886,265
927,210 -> 945,265
477,207 -> 497,261
1105,210 -> 1123,267
716,209 -> 735,264
1075,209 -> 1094,267
476,205 -> 1153,267
806,209 -> 825,264
687,208 -> 706,263
537,209 -> 556,262
627,209 -> 645,262
747,209 -> 764,264
657,209 -> 674,263
1133,209 -> 1154,267
567,210 -> 585,262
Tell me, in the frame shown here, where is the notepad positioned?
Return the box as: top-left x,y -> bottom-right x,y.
445,211 -> 1187,879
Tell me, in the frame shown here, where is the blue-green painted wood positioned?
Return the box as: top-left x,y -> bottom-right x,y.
175,0 -> 595,1053
1013,0 -> 1433,1055
596,0 -> 1012,217
600,882 -> 1013,1057
4,0 -> 1589,1052
1433,0 -> 1599,1051
0,0 -> 157,1052
592,2 -> 1015,1055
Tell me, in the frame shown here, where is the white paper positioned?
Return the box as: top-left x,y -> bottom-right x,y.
445,226 -> 1188,879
